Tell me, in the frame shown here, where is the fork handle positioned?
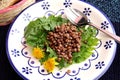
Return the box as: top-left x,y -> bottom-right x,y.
89,22 -> 120,44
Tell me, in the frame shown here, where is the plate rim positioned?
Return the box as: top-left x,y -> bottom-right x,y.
6,0 -> 117,80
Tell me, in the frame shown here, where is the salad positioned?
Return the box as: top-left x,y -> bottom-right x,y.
24,15 -> 99,73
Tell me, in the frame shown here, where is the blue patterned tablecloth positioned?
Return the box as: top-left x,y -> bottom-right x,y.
0,0 -> 120,80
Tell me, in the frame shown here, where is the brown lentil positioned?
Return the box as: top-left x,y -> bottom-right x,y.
47,23 -> 81,62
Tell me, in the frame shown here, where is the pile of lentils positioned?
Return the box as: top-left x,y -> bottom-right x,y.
47,23 -> 81,63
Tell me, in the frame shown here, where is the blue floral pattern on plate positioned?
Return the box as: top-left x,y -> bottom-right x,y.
63,0 -> 72,8
22,67 -> 32,74
83,8 -> 92,16
104,40 -> 113,49
11,29 -> 19,35
23,13 -> 31,21
101,21 -> 109,30
95,61 -> 105,69
11,49 -> 20,57
6,0 -> 116,80
41,2 -> 50,10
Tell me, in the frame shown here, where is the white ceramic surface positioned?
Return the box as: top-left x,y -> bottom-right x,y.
6,0 -> 117,80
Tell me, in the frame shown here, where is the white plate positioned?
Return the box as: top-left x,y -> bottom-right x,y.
6,0 -> 117,80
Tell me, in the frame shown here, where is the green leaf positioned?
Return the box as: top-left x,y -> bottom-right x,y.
46,46 -> 57,58
24,15 -> 99,70
57,58 -> 70,69
24,15 -> 68,48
